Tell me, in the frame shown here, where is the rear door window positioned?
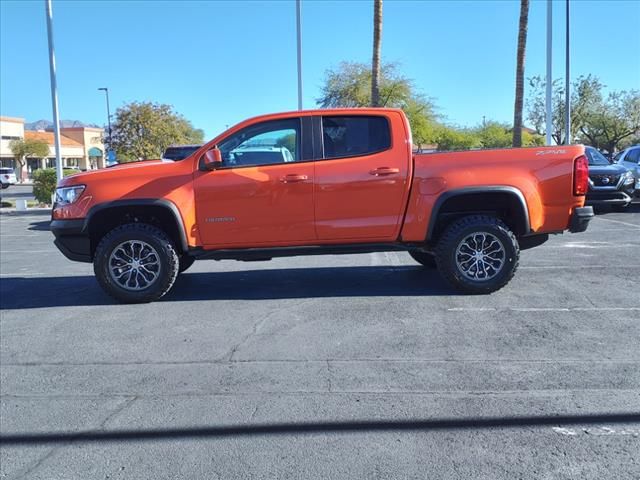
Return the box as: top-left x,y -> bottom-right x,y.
321,116 -> 391,159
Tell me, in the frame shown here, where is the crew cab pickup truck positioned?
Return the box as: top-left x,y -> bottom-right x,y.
51,108 -> 594,303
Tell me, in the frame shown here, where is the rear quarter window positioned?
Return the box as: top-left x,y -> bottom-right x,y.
321,116 -> 391,159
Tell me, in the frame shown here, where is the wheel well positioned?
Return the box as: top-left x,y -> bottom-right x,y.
428,191 -> 529,243
86,205 -> 186,256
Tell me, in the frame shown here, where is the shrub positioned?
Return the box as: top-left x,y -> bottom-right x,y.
32,168 -> 77,204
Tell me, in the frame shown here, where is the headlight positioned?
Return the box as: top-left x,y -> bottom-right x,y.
623,171 -> 635,185
55,185 -> 85,205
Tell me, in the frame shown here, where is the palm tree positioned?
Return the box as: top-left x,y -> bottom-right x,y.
512,0 -> 530,147
371,0 -> 383,107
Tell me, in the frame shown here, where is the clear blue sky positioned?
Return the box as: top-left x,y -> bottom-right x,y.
1,0 -> 638,138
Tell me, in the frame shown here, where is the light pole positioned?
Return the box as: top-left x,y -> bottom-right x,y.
98,87 -> 112,162
545,0 -> 553,146
295,0 -> 303,110
45,0 -> 63,182
564,0 -> 571,145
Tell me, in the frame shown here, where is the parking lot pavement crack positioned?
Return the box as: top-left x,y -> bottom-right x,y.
225,299 -> 315,362
12,396 -> 137,479
14,446 -> 59,480
326,360 -> 333,392
96,395 -> 138,430
248,404 -> 259,422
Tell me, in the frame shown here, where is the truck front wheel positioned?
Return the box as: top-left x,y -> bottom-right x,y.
93,223 -> 180,303
435,215 -> 519,294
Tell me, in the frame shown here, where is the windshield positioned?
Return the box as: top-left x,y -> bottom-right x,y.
585,147 -> 611,166
162,146 -> 201,161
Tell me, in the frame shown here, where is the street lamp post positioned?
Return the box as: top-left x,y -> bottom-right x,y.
295,0 -> 303,110
545,0 -> 553,146
98,87 -> 112,163
564,0 -> 571,145
45,0 -> 63,182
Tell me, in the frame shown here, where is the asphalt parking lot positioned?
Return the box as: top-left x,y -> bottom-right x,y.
1,205 -> 639,479
0,185 -> 35,203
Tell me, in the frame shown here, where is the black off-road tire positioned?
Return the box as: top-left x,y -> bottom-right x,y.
178,255 -> 196,274
1,183 -> 9,189
435,215 -> 519,294
93,223 -> 179,303
409,250 -> 437,268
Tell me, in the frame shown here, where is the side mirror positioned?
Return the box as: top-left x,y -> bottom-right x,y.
203,147 -> 223,170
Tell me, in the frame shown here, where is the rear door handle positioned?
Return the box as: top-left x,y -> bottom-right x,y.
369,167 -> 400,176
280,174 -> 308,183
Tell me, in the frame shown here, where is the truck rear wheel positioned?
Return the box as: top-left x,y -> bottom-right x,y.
93,223 -> 179,303
409,250 -> 437,268
435,215 -> 519,294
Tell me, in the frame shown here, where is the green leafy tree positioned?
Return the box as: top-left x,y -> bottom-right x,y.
435,127 -> 480,151
475,121 -> 543,148
32,168 -> 76,204
110,102 -> 205,162
275,133 -> 296,156
526,75 -> 605,144
578,90 -> 640,154
9,138 -> 49,182
317,61 -> 439,148
478,121 -> 513,148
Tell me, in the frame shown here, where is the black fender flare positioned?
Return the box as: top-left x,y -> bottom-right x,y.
426,186 -> 531,241
83,199 -> 189,252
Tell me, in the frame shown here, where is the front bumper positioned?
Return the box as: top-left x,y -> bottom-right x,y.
569,206 -> 594,233
585,190 -> 633,206
50,219 -> 92,263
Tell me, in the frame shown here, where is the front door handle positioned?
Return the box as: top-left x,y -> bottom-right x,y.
280,174 -> 308,183
369,167 -> 400,176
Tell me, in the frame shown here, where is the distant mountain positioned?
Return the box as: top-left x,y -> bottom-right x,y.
25,119 -> 100,131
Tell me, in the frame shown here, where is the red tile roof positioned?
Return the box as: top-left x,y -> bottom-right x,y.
24,130 -> 83,147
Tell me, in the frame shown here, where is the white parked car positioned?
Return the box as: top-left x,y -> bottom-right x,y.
0,168 -> 17,189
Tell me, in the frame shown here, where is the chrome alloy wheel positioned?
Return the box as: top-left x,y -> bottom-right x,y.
454,232 -> 506,281
108,240 -> 161,291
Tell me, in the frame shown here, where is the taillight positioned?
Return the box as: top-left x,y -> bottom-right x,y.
573,155 -> 589,196
3,175 -> 8,179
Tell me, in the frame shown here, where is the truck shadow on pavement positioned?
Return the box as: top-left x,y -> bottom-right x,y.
1,412 -> 639,446
0,266 -> 456,310
27,220 -> 52,231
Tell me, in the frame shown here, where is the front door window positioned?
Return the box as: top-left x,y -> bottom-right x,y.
218,119 -> 300,168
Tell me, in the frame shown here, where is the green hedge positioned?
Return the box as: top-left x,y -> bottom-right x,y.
32,168 -> 78,204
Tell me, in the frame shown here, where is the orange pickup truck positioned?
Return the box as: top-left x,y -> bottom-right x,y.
51,108 -> 593,303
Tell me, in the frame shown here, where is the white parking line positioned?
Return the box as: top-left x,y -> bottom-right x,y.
0,234 -> 45,237
448,307 -> 640,312
553,426 -> 640,436
0,272 -> 62,277
0,248 -> 59,254
595,217 -> 640,229
520,265 -> 640,269
551,242 -> 640,249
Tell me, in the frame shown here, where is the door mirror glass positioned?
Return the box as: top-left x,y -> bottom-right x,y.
203,148 -> 223,170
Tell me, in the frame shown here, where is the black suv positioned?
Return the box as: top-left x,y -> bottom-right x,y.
585,146 -> 635,211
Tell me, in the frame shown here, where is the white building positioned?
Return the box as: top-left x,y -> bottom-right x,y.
0,116 -> 105,180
